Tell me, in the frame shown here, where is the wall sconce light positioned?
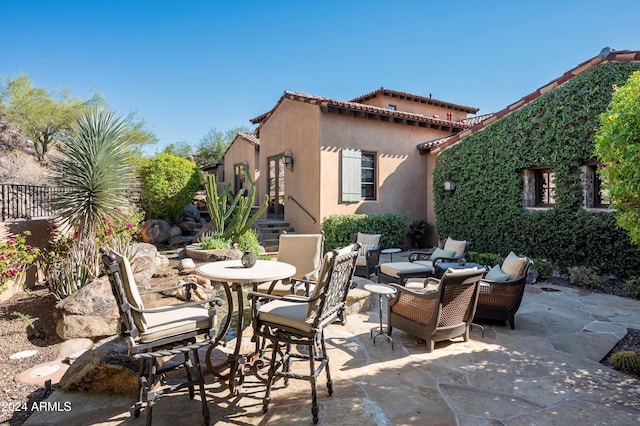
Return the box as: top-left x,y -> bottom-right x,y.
283,150 -> 294,172
443,179 -> 456,192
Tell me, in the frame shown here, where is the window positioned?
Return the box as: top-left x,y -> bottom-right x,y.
535,169 -> 555,206
388,104 -> 397,111
340,149 -> 377,202
233,163 -> 245,193
583,165 -> 610,209
361,151 -> 376,200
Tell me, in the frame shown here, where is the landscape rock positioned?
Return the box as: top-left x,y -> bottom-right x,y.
177,258 -> 196,271
170,225 -> 182,238
130,242 -> 167,280
59,337 -> 138,396
140,219 -> 172,244
193,193 -> 207,210
193,222 -> 216,242
169,234 -> 194,247
178,220 -> 197,233
53,276 -> 119,340
182,203 -> 201,221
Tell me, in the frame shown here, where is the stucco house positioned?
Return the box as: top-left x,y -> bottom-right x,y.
221,88 -> 480,241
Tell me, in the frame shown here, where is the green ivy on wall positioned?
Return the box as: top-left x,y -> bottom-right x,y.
434,61 -> 640,277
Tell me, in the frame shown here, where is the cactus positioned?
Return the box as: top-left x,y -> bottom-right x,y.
200,166 -> 269,244
610,350 -> 640,376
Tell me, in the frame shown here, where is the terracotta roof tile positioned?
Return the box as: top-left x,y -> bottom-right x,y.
350,87 -> 479,113
238,132 -> 260,146
252,91 -> 467,132
419,47 -> 640,154
417,113 -> 495,151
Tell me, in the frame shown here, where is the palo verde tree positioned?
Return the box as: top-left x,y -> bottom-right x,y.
595,70 -> 640,245
0,74 -> 100,163
0,74 -> 158,163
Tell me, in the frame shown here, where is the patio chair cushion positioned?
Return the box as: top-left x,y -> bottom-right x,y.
429,247 -> 456,261
258,297 -> 313,333
443,238 -> 467,258
358,243 -> 377,256
112,251 -> 147,332
306,245 -> 353,320
485,265 -> 511,282
501,252 -> 528,279
139,305 -> 212,343
356,233 -> 381,247
405,279 -> 439,292
356,256 -> 368,267
379,261 -> 434,278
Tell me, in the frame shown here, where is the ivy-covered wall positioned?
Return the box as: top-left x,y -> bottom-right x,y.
434,61 -> 640,277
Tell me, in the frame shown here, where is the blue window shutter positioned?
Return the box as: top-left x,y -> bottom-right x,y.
341,148 -> 361,202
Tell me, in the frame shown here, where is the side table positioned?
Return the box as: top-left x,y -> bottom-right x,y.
364,283 -> 397,350
381,247 -> 402,263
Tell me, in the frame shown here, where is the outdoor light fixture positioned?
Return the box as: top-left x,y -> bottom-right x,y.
283,150 -> 294,172
443,179 -> 456,192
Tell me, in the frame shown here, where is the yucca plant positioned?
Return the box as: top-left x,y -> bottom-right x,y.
49,106 -> 136,283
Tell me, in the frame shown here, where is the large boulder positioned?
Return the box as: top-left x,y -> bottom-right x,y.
53,276 -> 119,340
59,337 -> 138,396
140,219 -> 172,244
54,244 -> 168,340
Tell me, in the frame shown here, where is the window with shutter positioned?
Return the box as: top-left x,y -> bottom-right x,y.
341,148 -> 362,202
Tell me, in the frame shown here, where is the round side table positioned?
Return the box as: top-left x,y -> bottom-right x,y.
364,283 -> 397,350
381,247 -> 402,263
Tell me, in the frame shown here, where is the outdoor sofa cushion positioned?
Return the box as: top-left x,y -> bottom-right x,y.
501,251 -> 528,279
485,265 -> 511,281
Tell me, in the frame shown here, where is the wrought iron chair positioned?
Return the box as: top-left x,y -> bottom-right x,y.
387,267 -> 484,352
101,248 -> 223,426
248,244 -> 359,424
256,232 -> 324,296
353,232 -> 382,278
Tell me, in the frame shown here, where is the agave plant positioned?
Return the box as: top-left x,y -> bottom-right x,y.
50,106 -> 136,240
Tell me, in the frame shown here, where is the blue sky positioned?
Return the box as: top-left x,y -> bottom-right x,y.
2,1 -> 639,155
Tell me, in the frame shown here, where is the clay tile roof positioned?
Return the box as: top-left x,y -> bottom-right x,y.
238,132 -> 260,146
419,47 -> 640,154
417,113 -> 495,151
350,87 -> 479,114
251,90 -> 467,132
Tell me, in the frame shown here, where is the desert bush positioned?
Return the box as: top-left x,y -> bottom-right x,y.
532,259 -> 554,278
139,153 -> 200,223
237,228 -> 261,255
0,231 -> 40,294
199,234 -> 232,250
623,276 -> 640,299
568,266 -> 604,289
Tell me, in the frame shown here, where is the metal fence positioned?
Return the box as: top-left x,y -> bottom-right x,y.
1,184 -> 142,222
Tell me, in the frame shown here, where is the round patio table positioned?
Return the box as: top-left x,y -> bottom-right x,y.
197,259 -> 296,394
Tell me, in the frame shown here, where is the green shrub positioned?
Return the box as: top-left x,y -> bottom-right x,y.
407,220 -> 433,248
139,154 -> 200,223
610,350 -> 640,376
434,61 -> 640,277
532,259 -> 554,278
568,266 -> 603,289
623,276 -> 640,299
321,213 -> 406,252
199,234 -> 232,250
237,228 -> 262,255
467,252 -> 503,267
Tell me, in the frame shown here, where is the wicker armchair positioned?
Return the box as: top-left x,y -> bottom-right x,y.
353,232 -> 382,278
387,267 -> 484,352
474,253 -> 533,329
378,237 -> 470,285
101,249 -> 223,426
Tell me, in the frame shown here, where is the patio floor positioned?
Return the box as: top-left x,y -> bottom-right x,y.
24,253 -> 640,425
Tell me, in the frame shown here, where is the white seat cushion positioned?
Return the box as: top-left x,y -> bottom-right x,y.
256,280 -> 294,296
379,261 -> 434,278
140,305 -> 211,343
258,298 -> 313,333
405,279 -> 439,292
356,255 -> 368,266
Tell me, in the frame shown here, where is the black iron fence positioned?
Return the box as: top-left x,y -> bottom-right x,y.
1,184 -> 142,222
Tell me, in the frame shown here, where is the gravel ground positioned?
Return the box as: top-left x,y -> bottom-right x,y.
0,286 -> 62,426
0,278 -> 639,425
